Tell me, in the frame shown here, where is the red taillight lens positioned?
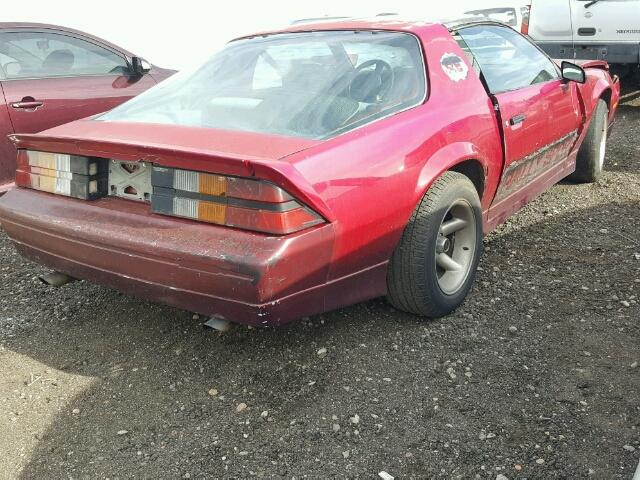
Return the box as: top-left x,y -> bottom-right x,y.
521,5 -> 531,35
15,150 -> 108,199
151,166 -> 325,235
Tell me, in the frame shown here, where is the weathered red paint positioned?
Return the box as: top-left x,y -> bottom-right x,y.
0,20 -> 621,326
0,22 -> 175,190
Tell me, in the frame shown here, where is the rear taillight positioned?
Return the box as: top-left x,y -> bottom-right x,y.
16,150 -> 108,199
521,5 -> 531,35
15,150 -> 325,235
151,166 -> 325,235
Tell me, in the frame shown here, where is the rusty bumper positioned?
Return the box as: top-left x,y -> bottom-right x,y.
0,188 -> 342,326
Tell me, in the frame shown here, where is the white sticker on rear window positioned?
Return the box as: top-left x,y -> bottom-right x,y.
440,53 -> 469,82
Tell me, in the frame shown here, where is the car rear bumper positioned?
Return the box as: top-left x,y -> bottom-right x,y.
0,188 -> 368,326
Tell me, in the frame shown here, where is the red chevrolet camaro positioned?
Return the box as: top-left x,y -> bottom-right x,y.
0,19 -> 620,326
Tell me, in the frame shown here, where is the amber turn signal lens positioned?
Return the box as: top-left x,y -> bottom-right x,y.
151,166 -> 324,235
15,150 -> 108,200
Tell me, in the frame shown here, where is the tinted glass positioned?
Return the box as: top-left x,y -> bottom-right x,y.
453,33 -> 481,77
0,32 -> 128,79
100,31 -> 426,140
458,25 -> 559,93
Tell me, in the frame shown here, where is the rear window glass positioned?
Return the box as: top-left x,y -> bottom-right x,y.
99,31 -> 426,140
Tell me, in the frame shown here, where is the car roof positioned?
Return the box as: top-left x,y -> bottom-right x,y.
235,17 -> 441,40
0,22 -> 136,58
234,16 -> 507,41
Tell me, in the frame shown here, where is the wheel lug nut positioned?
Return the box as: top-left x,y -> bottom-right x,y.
436,237 -> 450,254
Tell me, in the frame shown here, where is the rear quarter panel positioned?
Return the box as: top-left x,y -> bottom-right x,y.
285,25 -> 504,280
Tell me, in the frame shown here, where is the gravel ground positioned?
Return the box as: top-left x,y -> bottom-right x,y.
0,84 -> 638,480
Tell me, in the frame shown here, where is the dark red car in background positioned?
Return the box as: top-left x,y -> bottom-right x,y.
0,19 -> 620,327
0,22 -> 174,192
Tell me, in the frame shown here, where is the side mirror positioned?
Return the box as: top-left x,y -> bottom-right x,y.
561,61 -> 586,84
130,56 -> 151,76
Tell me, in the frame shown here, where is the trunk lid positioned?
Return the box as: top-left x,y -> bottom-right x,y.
11,118 -> 320,174
10,118 -> 333,220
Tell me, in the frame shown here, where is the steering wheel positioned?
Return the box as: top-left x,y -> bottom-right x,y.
349,59 -> 395,104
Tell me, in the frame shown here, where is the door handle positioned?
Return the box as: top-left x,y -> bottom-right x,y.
11,100 -> 44,110
509,114 -> 526,126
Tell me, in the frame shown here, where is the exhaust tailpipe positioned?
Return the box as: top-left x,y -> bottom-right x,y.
39,272 -> 77,287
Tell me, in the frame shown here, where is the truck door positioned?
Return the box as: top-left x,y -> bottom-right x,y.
570,0 -> 640,64
528,0 -> 574,59
457,24 -> 582,210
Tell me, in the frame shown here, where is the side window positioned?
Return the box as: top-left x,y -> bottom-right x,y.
452,33 -> 481,78
457,25 -> 559,94
0,52 -> 18,78
0,31 -> 128,80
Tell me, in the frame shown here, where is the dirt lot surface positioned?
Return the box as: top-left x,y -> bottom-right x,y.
0,84 -> 639,480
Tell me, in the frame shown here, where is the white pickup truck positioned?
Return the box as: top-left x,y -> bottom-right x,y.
528,0 -> 640,71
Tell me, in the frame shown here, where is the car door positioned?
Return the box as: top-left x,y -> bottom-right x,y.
0,80 -> 15,190
457,24 -> 583,205
0,29 -> 157,186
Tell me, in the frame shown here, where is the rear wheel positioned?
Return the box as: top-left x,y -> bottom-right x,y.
387,171 -> 482,318
568,99 -> 609,183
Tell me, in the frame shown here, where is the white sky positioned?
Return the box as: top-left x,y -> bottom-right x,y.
3,1 -> 507,70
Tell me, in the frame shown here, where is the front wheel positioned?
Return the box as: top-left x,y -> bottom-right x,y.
568,99 -> 609,183
387,171 -> 483,318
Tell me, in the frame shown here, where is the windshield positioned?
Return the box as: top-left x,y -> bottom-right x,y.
99,31 -> 426,139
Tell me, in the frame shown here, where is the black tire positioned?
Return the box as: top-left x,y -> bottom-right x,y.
568,99 -> 609,183
387,171 -> 483,318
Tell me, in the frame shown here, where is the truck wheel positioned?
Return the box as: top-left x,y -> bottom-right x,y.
387,171 -> 482,318
569,99 -> 609,183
